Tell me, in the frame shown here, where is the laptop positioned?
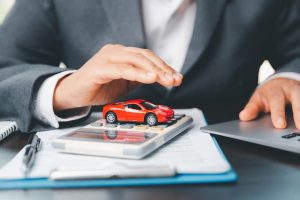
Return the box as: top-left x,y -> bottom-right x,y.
200,114 -> 300,154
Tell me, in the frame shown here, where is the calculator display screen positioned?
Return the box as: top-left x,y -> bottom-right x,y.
65,128 -> 157,144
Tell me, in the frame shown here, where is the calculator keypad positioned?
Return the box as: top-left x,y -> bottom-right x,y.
87,114 -> 186,133
120,124 -> 135,129
134,125 -> 149,130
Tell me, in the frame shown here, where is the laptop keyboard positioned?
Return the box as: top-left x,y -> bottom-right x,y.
281,132 -> 300,140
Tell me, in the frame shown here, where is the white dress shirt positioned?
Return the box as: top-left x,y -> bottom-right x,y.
142,0 -> 196,72
33,70 -> 90,128
33,0 -> 300,128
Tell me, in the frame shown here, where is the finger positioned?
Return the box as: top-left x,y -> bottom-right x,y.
126,47 -> 183,86
119,64 -> 179,87
102,45 -> 167,73
96,63 -> 158,84
108,51 -> 177,86
268,91 -> 286,129
262,97 -> 270,113
108,50 -> 162,73
291,89 -> 300,129
126,47 -> 174,73
239,93 -> 264,121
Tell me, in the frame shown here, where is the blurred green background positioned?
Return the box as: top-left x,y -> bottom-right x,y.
0,0 -> 14,24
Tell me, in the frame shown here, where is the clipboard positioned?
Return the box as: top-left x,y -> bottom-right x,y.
0,137 -> 237,190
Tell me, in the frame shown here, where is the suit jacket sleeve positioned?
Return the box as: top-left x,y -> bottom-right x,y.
0,0 -> 66,132
269,0 -> 300,74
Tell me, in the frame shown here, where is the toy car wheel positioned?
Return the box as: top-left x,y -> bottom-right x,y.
106,111 -> 117,123
145,113 -> 157,126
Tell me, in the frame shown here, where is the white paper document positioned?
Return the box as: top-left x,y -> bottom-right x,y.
0,109 -> 231,179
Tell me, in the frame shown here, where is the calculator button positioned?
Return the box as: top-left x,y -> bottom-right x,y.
174,116 -> 181,120
150,126 -> 164,131
134,125 -> 149,130
170,118 -> 177,123
281,133 -> 297,139
90,121 -> 103,127
120,124 -> 135,129
167,120 -> 175,125
156,124 -> 169,128
105,123 -> 118,128
174,114 -> 185,119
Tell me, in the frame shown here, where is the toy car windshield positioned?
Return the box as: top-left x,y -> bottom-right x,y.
140,101 -> 158,110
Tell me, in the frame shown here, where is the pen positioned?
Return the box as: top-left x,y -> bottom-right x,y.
21,132 -> 42,174
49,164 -> 176,180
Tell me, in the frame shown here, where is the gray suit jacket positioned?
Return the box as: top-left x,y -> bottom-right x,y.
1,0 -> 300,132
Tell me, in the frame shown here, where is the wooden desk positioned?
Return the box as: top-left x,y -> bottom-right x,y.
1,119 -> 300,200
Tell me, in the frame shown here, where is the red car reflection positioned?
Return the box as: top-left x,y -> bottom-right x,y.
103,130 -> 146,143
102,99 -> 174,126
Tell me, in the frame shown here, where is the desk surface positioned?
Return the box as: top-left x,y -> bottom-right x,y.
1,120 -> 300,200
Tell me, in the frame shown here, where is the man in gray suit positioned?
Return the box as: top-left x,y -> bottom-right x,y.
1,0 -> 300,132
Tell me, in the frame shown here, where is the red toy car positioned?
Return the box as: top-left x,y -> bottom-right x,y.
102,99 -> 174,126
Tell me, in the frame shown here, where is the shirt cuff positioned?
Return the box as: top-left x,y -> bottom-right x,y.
259,72 -> 300,86
33,70 -> 91,128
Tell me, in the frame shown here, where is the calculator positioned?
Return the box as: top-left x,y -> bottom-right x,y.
52,114 -> 193,159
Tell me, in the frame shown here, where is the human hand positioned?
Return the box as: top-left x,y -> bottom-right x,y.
53,44 -> 183,111
239,78 -> 300,129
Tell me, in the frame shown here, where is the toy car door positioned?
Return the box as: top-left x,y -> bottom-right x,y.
124,104 -> 144,122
